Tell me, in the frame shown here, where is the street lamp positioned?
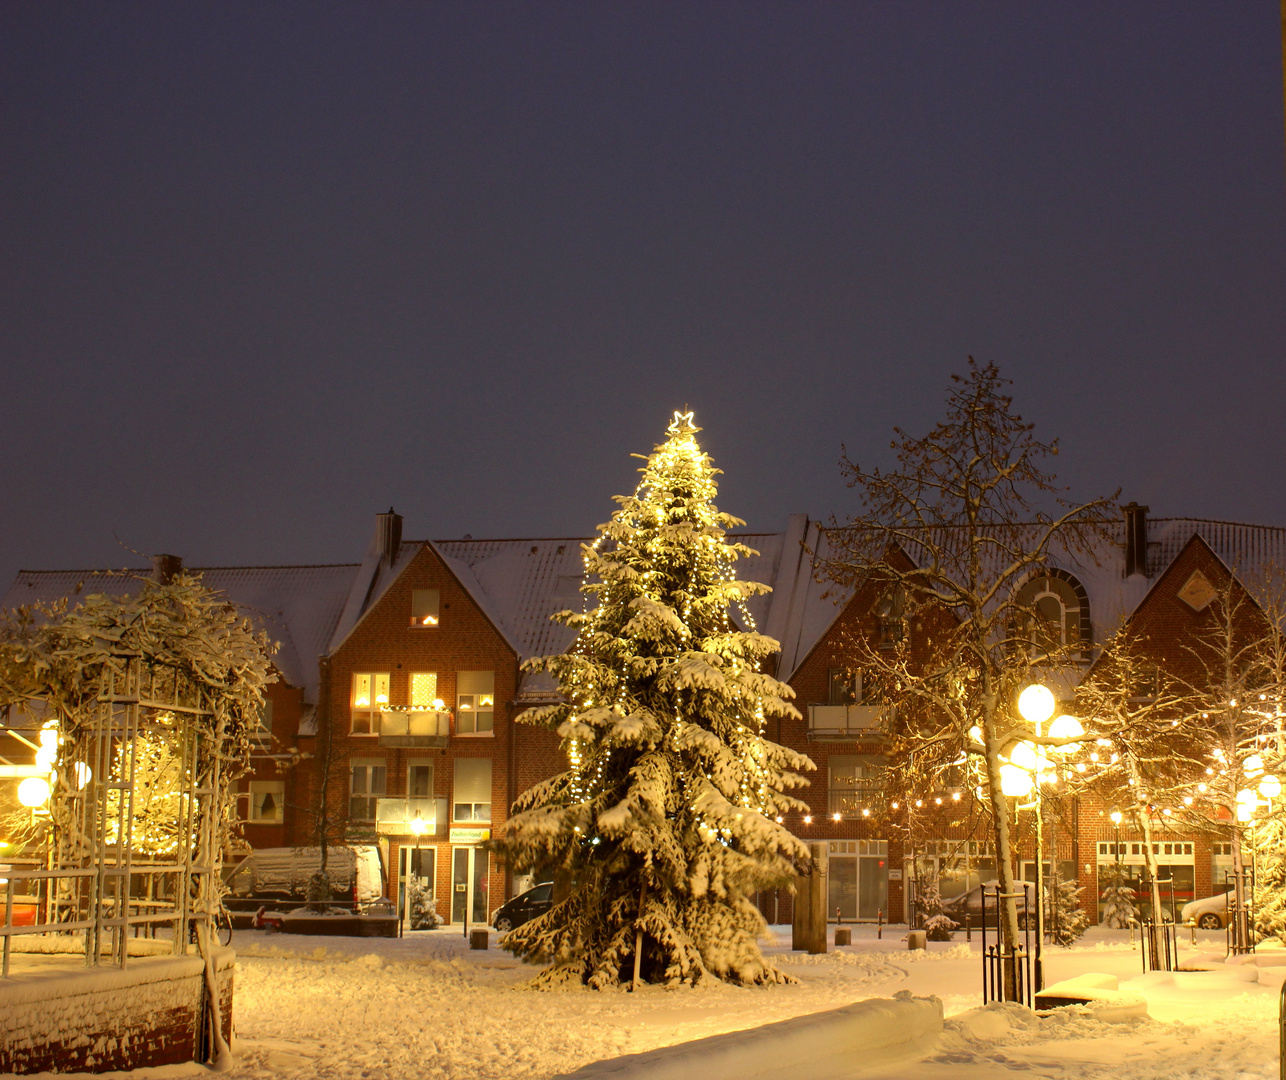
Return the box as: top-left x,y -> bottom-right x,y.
404,814 -> 428,933
1017,684 -> 1057,965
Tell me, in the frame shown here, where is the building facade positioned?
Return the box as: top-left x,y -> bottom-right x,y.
6,504 -> 1284,928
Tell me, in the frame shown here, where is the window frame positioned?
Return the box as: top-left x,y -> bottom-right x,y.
351,672 -> 391,735
410,589 -> 441,628
248,779 -> 285,823
456,671 -> 495,736
349,758 -> 387,822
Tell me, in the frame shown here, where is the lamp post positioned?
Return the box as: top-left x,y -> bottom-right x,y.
405,814 -> 427,933
1017,685 -> 1056,967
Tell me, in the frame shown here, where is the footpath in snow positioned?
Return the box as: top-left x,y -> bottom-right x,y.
6,924 -> 1280,1080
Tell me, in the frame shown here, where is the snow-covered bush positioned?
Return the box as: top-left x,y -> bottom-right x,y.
1098,862 -> 1138,928
491,412 -> 814,988
408,879 -> 440,930
915,873 -> 957,941
1044,877 -> 1089,946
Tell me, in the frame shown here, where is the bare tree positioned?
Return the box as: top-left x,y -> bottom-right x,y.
821,360 -> 1115,985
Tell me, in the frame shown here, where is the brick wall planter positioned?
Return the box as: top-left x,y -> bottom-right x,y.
0,948 -> 234,1074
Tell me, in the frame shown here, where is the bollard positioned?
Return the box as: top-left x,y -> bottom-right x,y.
1279,978 -> 1286,1080
907,929 -> 927,950
469,929 -> 489,950
835,927 -> 851,946
877,908 -> 883,940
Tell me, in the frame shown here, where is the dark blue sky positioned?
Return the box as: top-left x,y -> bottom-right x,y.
2,2 -> 1284,582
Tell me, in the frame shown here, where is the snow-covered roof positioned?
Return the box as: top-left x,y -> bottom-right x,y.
2,564 -> 357,703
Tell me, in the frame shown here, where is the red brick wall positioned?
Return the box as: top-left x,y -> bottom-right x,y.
323,544 -> 526,919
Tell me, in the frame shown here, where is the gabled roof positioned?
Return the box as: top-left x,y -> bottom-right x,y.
430,531 -> 787,659
1,564 -> 357,703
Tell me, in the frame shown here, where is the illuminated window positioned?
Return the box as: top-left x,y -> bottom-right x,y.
456,671 -> 494,735
351,672 -> 390,734
410,590 -> 440,628
410,672 -> 438,709
349,759 -> 386,821
248,780 -> 284,822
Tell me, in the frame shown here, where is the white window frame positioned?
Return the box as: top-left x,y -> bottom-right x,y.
456,671 -> 495,736
452,758 -> 492,823
350,758 -> 387,822
248,780 -> 285,823
351,672 -> 390,735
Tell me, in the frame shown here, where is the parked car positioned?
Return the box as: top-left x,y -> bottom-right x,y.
1181,887 -> 1237,929
940,880 -> 1037,929
492,881 -> 553,933
223,846 -> 386,925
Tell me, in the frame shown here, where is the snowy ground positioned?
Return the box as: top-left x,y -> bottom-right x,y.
7,924 -> 1282,1080
222,923 -> 1280,1080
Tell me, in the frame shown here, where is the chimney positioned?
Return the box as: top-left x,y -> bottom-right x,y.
375,508 -> 402,567
150,553 -> 183,584
1123,503 -> 1149,578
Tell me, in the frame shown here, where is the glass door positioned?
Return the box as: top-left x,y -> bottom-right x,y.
399,846 -> 435,927
451,846 -> 491,925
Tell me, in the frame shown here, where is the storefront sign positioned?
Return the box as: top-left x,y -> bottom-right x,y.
449,827 -> 490,844
887,869 -> 902,881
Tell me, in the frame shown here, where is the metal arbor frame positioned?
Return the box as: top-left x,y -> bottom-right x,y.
2,652 -> 225,977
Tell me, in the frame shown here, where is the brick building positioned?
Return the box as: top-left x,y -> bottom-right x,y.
5,504 -> 1285,928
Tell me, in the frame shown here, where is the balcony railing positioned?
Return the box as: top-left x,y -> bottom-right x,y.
807,704 -> 889,740
378,709 -> 451,748
828,785 -> 886,818
375,797 -> 447,836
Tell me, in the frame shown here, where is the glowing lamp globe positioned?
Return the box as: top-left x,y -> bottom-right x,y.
1244,754 -> 1265,777
1009,740 -> 1040,772
1000,763 -> 1033,798
409,816 -> 427,836
17,776 -> 50,807
969,725 -> 983,744
1018,684 -> 1056,726
1048,714 -> 1084,755
1109,810 -> 1123,825
1237,802 -> 1254,822
1259,775 -> 1282,799
73,762 -> 91,790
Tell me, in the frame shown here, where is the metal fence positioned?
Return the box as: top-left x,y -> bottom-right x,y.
2,653 -> 225,977
980,883 -> 1038,1008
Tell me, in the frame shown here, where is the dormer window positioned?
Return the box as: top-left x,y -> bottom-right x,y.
411,589 -> 440,628
1014,570 -> 1090,658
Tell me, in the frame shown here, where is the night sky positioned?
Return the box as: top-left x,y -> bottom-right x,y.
2,3 -> 1284,584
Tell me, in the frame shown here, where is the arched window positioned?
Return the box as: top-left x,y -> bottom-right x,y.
1014,569 -> 1090,658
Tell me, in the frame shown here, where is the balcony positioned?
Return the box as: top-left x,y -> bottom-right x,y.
375,797 -> 447,836
807,704 -> 889,741
827,785 -> 886,818
377,709 -> 451,748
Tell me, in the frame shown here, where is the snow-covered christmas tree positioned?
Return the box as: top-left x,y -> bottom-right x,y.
915,871 -> 957,941
492,411 -> 814,988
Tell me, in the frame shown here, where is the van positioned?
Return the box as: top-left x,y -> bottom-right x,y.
223,846 -> 386,921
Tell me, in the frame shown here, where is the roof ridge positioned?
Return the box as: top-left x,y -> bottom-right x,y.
1151,517 -> 1286,532
16,562 -> 362,574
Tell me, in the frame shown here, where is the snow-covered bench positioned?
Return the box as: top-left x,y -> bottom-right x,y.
1034,973 -> 1148,1021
